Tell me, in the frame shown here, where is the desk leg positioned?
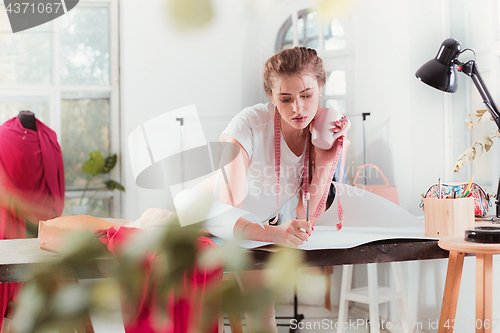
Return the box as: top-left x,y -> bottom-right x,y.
56,280 -> 95,333
438,251 -> 464,333
476,254 -> 493,333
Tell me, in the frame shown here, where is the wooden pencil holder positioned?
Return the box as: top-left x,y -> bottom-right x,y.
424,197 -> 474,237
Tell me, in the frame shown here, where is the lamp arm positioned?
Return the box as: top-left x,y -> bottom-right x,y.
469,62 -> 500,130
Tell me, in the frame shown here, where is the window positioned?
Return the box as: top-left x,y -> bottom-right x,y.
275,9 -> 358,180
276,9 -> 346,52
276,9 -> 352,113
0,0 -> 120,217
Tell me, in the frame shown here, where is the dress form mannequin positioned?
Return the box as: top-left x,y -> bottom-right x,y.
16,111 -> 37,237
18,110 -> 36,131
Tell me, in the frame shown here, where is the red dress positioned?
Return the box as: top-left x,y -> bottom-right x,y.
0,117 -> 65,326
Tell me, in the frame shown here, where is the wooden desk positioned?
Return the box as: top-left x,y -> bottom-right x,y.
0,238 -> 114,283
0,238 -> 449,283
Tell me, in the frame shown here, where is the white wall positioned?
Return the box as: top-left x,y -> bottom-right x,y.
120,0 -> 255,218
351,0 -> 449,215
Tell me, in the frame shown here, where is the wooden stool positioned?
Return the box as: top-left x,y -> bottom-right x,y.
438,236 -> 500,333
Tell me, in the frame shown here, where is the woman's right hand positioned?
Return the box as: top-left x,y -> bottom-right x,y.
272,219 -> 312,247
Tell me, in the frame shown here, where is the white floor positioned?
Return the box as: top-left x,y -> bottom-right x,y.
89,308 -> 125,333
88,304 -> 374,333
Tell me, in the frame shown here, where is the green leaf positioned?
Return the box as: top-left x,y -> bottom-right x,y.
81,151 -> 105,177
53,284 -> 88,317
100,154 -> 117,174
264,248 -> 304,294
104,180 -> 125,192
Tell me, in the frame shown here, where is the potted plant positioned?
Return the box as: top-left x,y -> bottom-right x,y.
71,150 -> 125,215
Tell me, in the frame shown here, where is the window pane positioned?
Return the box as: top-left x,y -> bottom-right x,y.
61,96 -> 110,188
324,20 -> 346,51
87,197 -> 112,217
325,71 -> 346,95
59,6 -> 110,85
305,12 -> 318,38
325,99 -> 346,114
284,21 -> 294,41
296,17 -> 305,41
306,39 -> 319,49
0,97 -> 49,124
62,197 -> 113,217
0,5 -> 52,85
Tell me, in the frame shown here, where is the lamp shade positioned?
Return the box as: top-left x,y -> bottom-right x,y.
415,38 -> 461,93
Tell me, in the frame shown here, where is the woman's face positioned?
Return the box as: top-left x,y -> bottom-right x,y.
271,73 -> 321,131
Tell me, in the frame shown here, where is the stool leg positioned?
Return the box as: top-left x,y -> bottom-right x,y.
337,265 -> 353,333
75,312 -> 95,333
228,311 -> 243,333
391,262 -> 413,333
367,263 -> 380,333
438,251 -> 465,333
476,254 -> 493,333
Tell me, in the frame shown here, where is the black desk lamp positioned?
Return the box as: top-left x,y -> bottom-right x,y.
415,38 -> 500,234
416,38 -> 500,129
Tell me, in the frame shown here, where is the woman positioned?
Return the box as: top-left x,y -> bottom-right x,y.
199,46 -> 348,245
197,46 -> 349,332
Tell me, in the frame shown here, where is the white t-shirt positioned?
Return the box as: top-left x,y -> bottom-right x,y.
220,102 -> 306,223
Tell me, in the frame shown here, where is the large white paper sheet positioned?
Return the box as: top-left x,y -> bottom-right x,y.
234,183 -> 436,250
298,183 -> 435,250
172,184 -> 436,250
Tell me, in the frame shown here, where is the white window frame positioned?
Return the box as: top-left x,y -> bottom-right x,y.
0,0 -> 121,217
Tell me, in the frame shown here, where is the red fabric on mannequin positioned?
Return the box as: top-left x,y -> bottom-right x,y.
0,116 -> 65,326
96,226 -> 222,333
0,117 -> 65,232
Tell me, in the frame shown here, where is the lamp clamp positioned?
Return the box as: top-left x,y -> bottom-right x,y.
453,59 -> 474,76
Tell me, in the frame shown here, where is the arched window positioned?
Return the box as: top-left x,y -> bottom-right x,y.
275,9 -> 346,52
275,9 -> 352,115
